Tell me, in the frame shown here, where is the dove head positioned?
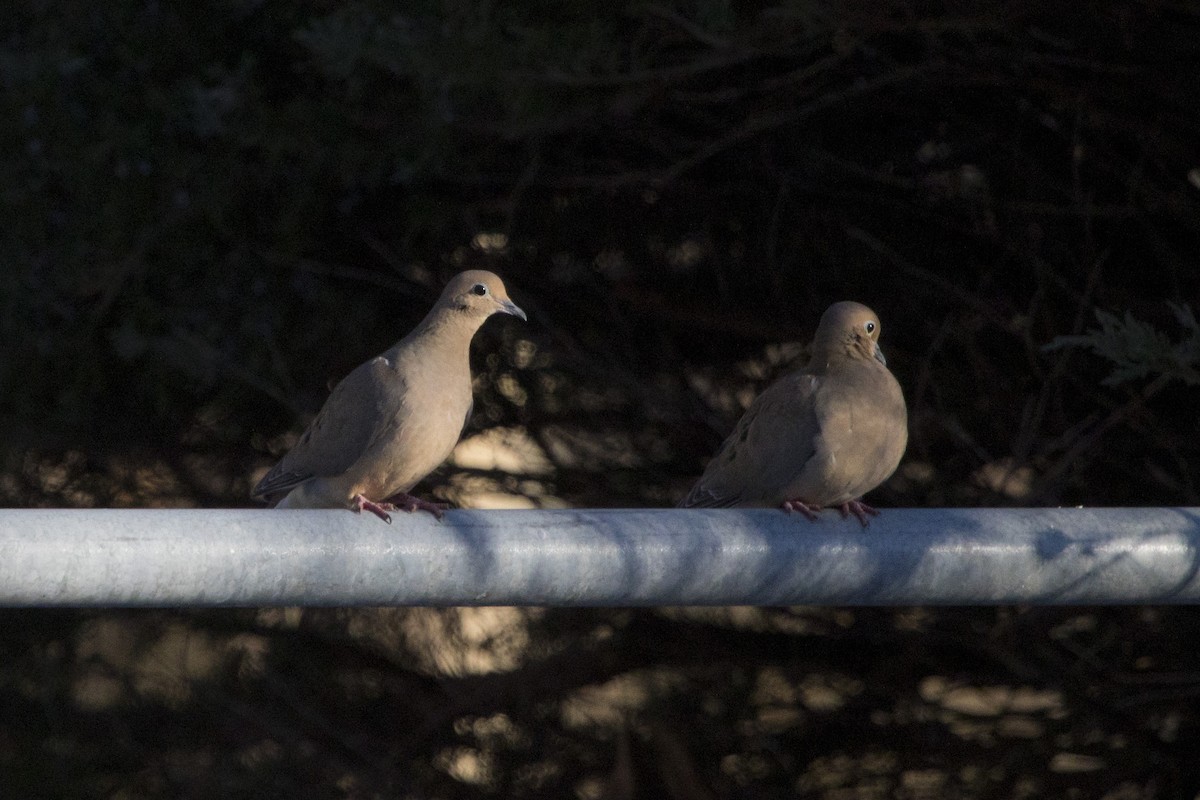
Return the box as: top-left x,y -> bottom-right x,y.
438,270 -> 527,324
812,301 -> 887,366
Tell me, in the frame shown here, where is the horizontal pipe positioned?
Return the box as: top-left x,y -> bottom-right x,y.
0,508 -> 1198,607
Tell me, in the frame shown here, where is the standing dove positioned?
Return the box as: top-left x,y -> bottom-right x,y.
679,301 -> 907,526
252,270 -> 526,522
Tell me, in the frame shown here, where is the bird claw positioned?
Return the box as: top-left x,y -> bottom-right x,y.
781,499 -> 822,522
352,494 -> 397,524
383,492 -> 449,521
782,499 -> 879,528
837,499 -> 880,528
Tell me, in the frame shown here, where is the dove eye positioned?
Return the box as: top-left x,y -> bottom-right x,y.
471,284 -> 488,296
864,321 -> 876,334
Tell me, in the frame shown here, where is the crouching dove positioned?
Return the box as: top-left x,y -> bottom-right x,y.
252,270 -> 526,522
679,301 -> 906,526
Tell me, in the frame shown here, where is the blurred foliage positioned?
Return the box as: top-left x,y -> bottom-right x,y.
3,0 -> 1200,796
1046,304 -> 1200,388
3,605 -> 1200,798
2,0 -> 1198,507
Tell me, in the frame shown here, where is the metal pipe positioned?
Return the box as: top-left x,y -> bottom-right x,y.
1,508 -> 1198,606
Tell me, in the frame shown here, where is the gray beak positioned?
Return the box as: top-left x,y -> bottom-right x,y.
873,342 -> 887,366
500,300 -> 527,322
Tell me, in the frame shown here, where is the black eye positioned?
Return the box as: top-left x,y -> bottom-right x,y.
471,283 -> 488,296
864,321 -> 876,334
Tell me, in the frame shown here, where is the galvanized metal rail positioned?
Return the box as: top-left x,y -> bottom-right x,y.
1,508 -> 1197,606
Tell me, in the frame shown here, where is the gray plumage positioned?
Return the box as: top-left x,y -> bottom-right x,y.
679,301 -> 907,525
252,270 -> 526,522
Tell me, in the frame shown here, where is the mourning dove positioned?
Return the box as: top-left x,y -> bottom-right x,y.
679,301 -> 907,526
252,270 -> 526,522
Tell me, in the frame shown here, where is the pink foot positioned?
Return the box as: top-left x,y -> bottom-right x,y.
382,492 -> 449,521
781,499 -> 822,522
352,494 -> 397,524
837,499 -> 880,528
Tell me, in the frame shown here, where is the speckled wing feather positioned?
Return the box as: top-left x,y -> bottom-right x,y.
251,356 -> 402,499
679,372 -> 822,508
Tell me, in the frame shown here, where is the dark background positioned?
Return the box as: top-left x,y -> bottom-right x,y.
3,1 -> 1200,797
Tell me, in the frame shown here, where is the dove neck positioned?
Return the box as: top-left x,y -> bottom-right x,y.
809,336 -> 875,368
402,306 -> 483,357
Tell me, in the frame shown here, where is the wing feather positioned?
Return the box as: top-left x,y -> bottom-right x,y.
252,357 -> 403,498
678,371 -> 822,508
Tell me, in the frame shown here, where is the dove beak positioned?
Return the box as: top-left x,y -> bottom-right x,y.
873,342 -> 887,366
499,299 -> 527,321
